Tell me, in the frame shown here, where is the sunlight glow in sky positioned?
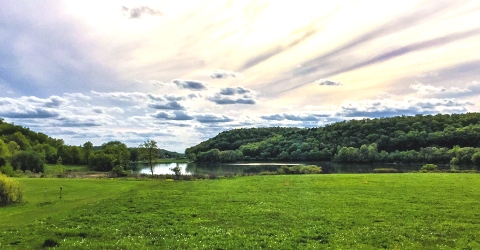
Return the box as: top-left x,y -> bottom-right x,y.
1,0 -> 480,152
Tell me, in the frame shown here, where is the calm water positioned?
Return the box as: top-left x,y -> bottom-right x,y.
133,162 -> 442,175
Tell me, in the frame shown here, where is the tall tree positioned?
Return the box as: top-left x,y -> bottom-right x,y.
139,140 -> 159,176
82,141 -> 94,165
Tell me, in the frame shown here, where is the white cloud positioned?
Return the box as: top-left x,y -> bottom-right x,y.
1,1 -> 480,152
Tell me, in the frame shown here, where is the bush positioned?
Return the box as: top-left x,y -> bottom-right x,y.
421,164 -> 438,171
277,165 -> 322,175
0,164 -> 15,177
299,165 -> 322,174
0,173 -> 23,206
170,166 -> 182,179
111,165 -> 127,177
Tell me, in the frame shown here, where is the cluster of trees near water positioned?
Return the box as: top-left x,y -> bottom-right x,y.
185,113 -> 480,167
0,119 -> 182,174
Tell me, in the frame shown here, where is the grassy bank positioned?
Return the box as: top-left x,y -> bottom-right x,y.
1,174 -> 480,249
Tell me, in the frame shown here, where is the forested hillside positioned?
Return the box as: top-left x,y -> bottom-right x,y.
185,113 -> 480,166
0,119 -> 181,175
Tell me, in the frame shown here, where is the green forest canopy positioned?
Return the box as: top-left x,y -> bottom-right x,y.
185,113 -> 480,166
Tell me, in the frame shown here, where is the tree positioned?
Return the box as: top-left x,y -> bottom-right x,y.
129,148 -> 140,162
0,139 -> 11,162
7,141 -> 20,158
139,140 -> 159,176
187,153 -> 197,162
82,141 -> 94,165
9,132 -> 31,151
88,151 -> 116,171
11,150 -> 45,173
102,141 -> 130,168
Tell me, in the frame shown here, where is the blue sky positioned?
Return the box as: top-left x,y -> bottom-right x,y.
1,1 -> 480,152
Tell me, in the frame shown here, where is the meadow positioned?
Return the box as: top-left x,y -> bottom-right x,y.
1,174 -> 480,249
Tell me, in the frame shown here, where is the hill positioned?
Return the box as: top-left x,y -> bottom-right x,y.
185,113 -> 480,165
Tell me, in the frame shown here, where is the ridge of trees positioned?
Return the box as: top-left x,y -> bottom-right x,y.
0,119 -> 182,174
185,113 -> 480,166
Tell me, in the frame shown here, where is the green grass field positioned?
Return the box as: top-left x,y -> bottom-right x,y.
1,174 -> 480,249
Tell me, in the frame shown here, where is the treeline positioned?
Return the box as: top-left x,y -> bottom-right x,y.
0,119 -> 182,174
185,113 -> 480,167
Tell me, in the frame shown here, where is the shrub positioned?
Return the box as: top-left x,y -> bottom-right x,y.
14,169 -> 24,177
277,165 -> 322,175
299,165 -> 322,174
277,165 -> 289,174
0,173 -> 23,206
111,165 -> 127,177
421,164 -> 438,171
0,164 -> 15,177
170,166 -> 182,179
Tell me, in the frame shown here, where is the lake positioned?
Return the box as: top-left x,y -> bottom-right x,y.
132,162 -> 449,175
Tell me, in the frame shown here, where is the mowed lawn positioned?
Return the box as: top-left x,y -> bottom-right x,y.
1,174 -> 480,249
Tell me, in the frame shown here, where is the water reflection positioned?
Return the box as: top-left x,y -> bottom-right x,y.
137,163 -> 190,175
134,162 -> 436,175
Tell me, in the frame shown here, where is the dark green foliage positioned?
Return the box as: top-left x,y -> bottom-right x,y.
187,113 -> 480,164
11,150 -> 45,173
88,151 -> 116,171
472,152 -> 480,168
129,148 -> 139,162
102,141 -> 130,167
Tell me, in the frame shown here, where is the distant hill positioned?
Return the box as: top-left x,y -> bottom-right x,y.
185,113 -> 480,165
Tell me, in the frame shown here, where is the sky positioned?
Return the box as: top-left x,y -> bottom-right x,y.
1,1 -> 480,153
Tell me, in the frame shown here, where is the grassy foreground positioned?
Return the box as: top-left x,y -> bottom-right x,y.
1,174 -> 480,249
